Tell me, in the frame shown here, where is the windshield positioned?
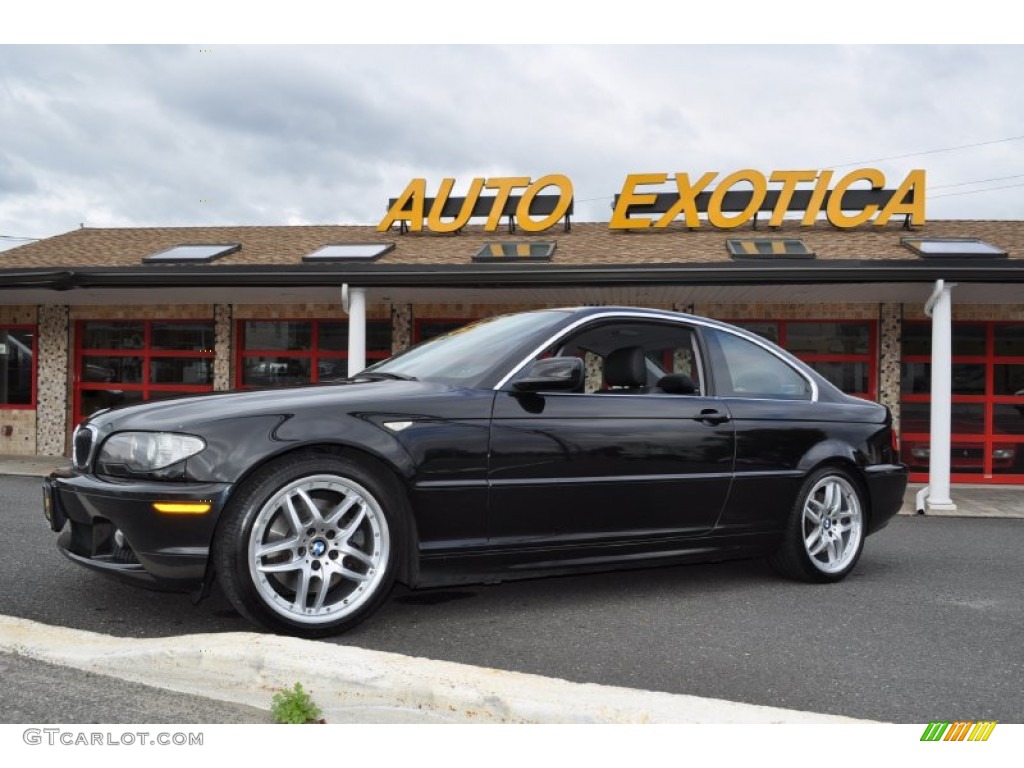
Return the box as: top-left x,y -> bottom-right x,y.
365,309 -> 572,388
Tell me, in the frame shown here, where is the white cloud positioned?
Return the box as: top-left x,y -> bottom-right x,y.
1,44 -> 1022,242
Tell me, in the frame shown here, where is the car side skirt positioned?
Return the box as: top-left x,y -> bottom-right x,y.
413,530 -> 780,588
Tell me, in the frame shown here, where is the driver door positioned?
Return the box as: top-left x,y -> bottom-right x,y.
486,318 -> 735,550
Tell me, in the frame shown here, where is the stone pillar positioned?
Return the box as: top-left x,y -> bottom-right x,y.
391,303 -> 413,356
213,304 -> 233,391
36,305 -> 70,456
584,351 -> 603,393
878,303 -> 901,434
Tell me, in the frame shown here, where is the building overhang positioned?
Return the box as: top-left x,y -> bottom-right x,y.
2,259 -> 1023,308
3,258 -> 1024,290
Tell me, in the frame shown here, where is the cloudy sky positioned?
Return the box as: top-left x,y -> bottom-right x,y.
2,42 -> 1023,251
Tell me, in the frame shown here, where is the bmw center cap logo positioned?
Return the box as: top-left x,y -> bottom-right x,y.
311,540 -> 327,557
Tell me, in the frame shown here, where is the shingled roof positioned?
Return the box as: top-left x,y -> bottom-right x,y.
2,219 -> 1021,270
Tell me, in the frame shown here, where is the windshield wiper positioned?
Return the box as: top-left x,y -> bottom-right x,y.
350,371 -> 417,382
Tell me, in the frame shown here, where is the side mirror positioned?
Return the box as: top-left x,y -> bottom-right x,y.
513,357 -> 584,392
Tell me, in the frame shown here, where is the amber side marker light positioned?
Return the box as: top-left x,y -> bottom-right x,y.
152,501 -> 212,515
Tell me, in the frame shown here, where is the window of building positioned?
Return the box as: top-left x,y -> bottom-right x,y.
728,320 -> 877,399
237,319 -> 393,388
0,326 -> 36,408
900,321 -> 1024,481
75,320 -> 216,423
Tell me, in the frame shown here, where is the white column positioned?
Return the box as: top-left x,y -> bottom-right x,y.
346,286 -> 367,377
926,280 -> 956,512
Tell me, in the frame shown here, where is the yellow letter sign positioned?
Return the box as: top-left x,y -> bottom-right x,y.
379,176 -> 573,233
609,169 -> 925,230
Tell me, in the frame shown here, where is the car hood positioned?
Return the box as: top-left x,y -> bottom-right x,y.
85,379 -> 461,434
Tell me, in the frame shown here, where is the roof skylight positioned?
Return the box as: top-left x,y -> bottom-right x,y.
726,238 -> 814,259
143,244 -> 240,263
472,242 -> 556,262
303,243 -> 394,262
901,238 -> 1007,258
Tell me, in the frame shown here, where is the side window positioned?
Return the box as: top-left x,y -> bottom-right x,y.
706,328 -> 812,400
536,320 -> 705,395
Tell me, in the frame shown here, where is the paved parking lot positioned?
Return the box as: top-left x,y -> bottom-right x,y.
3,474 -> 1022,723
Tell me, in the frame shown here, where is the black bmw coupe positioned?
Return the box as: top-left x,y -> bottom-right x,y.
44,307 -> 907,637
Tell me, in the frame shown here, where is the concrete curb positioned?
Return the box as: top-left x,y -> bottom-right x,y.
0,615 -> 868,724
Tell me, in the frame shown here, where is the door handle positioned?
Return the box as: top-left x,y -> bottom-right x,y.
696,408 -> 731,425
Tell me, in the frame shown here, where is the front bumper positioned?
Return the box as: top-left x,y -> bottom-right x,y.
863,463 -> 909,534
44,471 -> 233,591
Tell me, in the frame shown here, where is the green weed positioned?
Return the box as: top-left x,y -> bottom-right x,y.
271,682 -> 323,724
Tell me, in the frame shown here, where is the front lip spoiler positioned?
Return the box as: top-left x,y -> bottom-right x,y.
58,544 -> 146,572
56,530 -> 204,592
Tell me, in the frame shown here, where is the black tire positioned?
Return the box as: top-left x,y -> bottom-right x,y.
213,451 -> 405,638
768,466 -> 866,583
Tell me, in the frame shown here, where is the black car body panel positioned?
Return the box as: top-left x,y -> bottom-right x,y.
45,306 -> 907,635
47,471 -> 232,588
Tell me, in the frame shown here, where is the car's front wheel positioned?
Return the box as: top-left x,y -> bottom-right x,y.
769,467 -> 866,583
214,452 -> 403,637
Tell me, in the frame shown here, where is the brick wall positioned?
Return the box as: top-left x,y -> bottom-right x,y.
232,303 -> 391,320
696,303 -> 880,320
0,410 -> 36,455
68,304 -> 214,320
903,304 -> 1024,321
413,303 -> 553,319
0,306 -> 37,324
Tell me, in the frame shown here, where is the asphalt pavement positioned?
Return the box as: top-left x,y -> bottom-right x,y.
2,459 -> 1023,723
0,652 -> 270,723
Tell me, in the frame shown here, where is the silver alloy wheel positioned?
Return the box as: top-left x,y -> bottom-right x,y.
801,474 -> 863,575
247,474 -> 390,625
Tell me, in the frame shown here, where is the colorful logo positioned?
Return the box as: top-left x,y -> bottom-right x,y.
921,721 -> 997,742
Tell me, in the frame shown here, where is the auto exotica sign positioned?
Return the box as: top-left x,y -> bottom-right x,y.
378,169 -> 925,233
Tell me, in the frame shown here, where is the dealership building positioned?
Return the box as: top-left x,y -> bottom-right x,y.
2,169 -> 1023,500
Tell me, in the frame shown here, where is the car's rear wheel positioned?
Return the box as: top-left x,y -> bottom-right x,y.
214,452 -> 403,637
769,467 -> 865,583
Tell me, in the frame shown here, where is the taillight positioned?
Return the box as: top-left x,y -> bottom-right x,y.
890,428 -> 900,455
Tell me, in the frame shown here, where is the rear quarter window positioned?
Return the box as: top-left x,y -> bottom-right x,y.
705,327 -> 813,400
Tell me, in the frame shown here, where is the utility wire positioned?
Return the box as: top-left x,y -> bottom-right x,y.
929,173 -> 1024,189
828,134 -> 1024,169
930,181 -> 1024,199
0,234 -> 41,241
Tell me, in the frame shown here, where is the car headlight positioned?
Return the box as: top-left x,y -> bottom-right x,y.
96,432 -> 206,478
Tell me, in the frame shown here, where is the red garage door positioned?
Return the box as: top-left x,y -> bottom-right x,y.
901,321 -> 1024,483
